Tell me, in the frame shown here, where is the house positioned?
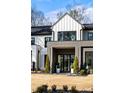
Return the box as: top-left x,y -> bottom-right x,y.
31,13 -> 93,73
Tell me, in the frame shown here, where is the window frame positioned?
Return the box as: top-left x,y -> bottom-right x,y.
44,37 -> 52,47
58,31 -> 76,41
88,32 -> 93,40
31,37 -> 35,45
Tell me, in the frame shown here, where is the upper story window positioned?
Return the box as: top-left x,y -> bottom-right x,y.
58,31 -> 76,41
31,37 -> 35,45
88,32 -> 93,40
45,37 -> 52,47
83,31 -> 93,41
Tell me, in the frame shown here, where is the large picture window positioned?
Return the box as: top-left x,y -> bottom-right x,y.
45,37 -> 51,47
58,31 -> 76,41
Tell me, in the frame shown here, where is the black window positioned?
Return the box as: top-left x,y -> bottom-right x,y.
88,32 -> 93,40
58,31 -> 76,41
31,37 -> 35,45
45,37 -> 51,47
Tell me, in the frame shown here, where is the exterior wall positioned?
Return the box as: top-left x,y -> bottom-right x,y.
83,30 -> 93,40
31,35 -> 52,70
52,14 -> 82,41
31,45 -> 42,68
40,48 -> 47,70
31,45 -> 37,63
31,35 -> 52,48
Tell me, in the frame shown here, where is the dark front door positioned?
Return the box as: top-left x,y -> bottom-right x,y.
57,54 -> 74,73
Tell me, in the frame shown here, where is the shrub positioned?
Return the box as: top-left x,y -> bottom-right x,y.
80,69 -> 85,76
71,64 -> 74,69
63,85 -> 68,91
71,86 -> 78,93
73,56 -> 79,74
51,84 -> 57,92
45,55 -> 50,73
35,85 -> 48,93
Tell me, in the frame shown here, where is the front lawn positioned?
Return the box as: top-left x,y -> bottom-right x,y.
32,73 -> 93,92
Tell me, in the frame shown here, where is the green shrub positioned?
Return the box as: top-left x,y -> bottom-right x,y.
45,55 -> 50,73
80,69 -> 85,75
35,85 -> 48,93
71,86 -> 78,93
73,56 -> 79,74
63,85 -> 68,91
51,84 -> 57,92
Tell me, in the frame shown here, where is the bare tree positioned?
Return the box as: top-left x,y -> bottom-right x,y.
31,8 -> 46,26
56,0 -> 92,24
56,11 -> 64,20
68,7 -> 91,23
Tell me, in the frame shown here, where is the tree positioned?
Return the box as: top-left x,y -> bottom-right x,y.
56,11 -> 64,20
31,8 -> 47,26
45,55 -> 50,73
56,0 -> 92,24
73,56 -> 79,74
31,8 -> 52,26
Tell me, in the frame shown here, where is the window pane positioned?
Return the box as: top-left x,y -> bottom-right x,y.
31,37 -> 35,45
58,32 -> 63,41
45,37 -> 51,47
58,31 -> 76,41
88,32 -> 93,40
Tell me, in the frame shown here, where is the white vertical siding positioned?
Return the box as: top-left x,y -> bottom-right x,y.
32,35 -> 52,48
53,14 -> 82,41
31,35 -> 52,70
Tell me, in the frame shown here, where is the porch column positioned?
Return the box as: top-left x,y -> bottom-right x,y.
50,47 -> 53,73
78,47 -> 81,69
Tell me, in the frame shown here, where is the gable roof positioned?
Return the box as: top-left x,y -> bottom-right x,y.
52,13 -> 82,26
31,25 -> 52,35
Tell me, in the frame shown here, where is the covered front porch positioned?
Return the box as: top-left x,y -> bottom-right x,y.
47,40 -> 93,73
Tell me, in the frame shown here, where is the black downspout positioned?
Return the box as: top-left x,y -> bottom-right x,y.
52,31 -> 54,41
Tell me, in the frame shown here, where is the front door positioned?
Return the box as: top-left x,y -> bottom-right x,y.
57,54 -> 74,73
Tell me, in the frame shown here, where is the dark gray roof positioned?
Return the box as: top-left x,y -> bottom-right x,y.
31,25 -> 52,35
82,24 -> 93,30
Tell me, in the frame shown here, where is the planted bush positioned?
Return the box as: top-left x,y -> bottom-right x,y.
45,55 -> 50,73
51,84 -> 57,92
35,85 -> 48,93
80,69 -> 85,76
73,56 -> 79,74
71,86 -> 78,93
63,85 -> 68,92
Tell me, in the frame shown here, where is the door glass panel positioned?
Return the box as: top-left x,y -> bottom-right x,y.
85,52 -> 93,69
57,54 -> 75,73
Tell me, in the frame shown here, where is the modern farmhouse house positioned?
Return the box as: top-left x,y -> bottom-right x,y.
31,13 -> 93,73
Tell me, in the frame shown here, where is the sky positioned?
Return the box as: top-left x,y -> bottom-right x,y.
31,0 -> 93,23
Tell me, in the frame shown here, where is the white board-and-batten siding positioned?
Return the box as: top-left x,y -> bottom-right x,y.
52,14 -> 82,41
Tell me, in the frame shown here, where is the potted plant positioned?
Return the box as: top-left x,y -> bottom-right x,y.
71,64 -> 74,74
56,64 -> 60,73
